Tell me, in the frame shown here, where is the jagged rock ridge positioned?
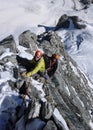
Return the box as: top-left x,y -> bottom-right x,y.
0,30 -> 93,130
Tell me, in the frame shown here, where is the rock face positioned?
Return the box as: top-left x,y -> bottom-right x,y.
80,0 -> 93,4
0,35 -> 16,53
43,120 -> 57,130
37,31 -> 93,130
0,35 -> 17,65
19,30 -> 38,55
1,30 -> 93,130
54,14 -> 86,31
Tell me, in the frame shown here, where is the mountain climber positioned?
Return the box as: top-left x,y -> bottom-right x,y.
16,50 -> 59,81
45,53 -> 59,77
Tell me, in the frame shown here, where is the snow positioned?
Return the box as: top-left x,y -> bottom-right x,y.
70,86 -> 85,108
89,120 -> 93,129
31,78 -> 46,98
53,108 -> 69,130
0,0 -> 93,129
69,61 -> 80,77
0,45 -> 46,129
65,85 -> 71,96
0,48 -> 13,60
57,24 -> 93,82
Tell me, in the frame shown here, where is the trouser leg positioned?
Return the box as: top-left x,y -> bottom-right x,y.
38,71 -> 50,80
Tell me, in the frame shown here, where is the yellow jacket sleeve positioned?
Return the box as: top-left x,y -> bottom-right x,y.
26,57 -> 45,77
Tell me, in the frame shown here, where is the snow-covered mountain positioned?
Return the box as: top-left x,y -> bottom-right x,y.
0,0 -> 93,82
1,0 -> 93,130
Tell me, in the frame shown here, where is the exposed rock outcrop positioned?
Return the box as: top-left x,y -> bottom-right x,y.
0,35 -> 16,53
0,30 -> 93,130
37,31 -> 93,130
80,0 -> 93,4
19,30 -> 38,55
55,14 -> 86,30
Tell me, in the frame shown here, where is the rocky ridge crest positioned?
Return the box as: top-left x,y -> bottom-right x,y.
0,30 -> 93,130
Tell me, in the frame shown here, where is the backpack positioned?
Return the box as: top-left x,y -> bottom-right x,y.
43,54 -> 51,70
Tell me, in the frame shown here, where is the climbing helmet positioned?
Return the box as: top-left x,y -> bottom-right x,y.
52,53 -> 60,60
35,50 -> 42,61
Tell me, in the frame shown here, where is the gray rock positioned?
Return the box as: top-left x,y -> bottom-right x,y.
19,30 -> 38,55
43,120 -> 57,130
1,30 -> 93,130
0,35 -> 16,53
71,16 -> 86,29
54,14 -> 70,30
80,0 -> 93,4
0,46 -> 4,56
40,101 -> 54,120
24,98 -> 41,124
55,14 -> 86,30
38,31 -> 93,130
38,31 -> 63,55
2,55 -> 17,65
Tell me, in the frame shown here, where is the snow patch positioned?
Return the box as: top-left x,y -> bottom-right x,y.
53,108 -> 69,130
69,61 -> 79,77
